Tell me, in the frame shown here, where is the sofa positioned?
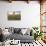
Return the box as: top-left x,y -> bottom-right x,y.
2,27 -> 34,43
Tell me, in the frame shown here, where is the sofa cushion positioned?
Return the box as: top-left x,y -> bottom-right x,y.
21,28 -> 27,35
14,28 -> 21,33
8,33 -> 34,43
8,27 -> 14,34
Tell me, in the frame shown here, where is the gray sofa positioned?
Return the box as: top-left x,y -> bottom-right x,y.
3,27 -> 34,43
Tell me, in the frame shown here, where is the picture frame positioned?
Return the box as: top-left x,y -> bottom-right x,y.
8,11 -> 21,20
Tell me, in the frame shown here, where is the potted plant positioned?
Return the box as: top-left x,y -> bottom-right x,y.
32,27 -> 43,40
32,27 -> 38,40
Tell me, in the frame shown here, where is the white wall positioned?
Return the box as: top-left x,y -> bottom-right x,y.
0,1 -> 40,28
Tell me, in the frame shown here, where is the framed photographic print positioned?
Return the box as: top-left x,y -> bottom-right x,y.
8,11 -> 21,20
